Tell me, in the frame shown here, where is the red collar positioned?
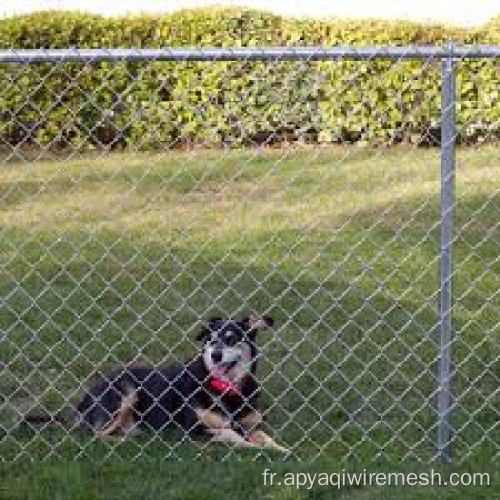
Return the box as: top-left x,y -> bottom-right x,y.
206,374 -> 249,396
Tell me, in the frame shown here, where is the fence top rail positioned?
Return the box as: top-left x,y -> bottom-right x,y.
1,45 -> 500,63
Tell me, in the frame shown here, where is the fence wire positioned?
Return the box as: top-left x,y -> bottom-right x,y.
0,47 -> 498,462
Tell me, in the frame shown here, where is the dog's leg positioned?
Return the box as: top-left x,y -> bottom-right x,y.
237,412 -> 288,453
195,408 -> 258,448
120,399 -> 141,437
248,430 -> 289,453
237,410 -> 262,430
198,408 -> 288,452
99,389 -> 138,437
208,428 -> 259,448
195,408 -> 231,430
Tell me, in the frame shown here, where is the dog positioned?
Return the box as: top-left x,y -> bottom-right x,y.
66,313 -> 288,452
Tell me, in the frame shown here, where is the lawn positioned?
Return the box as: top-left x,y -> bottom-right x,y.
0,461 -> 499,499
0,145 -> 498,473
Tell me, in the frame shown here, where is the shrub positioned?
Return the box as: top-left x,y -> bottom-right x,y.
0,8 -> 497,149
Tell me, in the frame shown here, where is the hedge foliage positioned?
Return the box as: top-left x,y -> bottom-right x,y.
0,8 -> 499,149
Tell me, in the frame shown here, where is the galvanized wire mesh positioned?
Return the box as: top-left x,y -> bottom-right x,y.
0,47 -> 498,462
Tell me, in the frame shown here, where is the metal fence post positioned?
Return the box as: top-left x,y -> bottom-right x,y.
437,41 -> 456,463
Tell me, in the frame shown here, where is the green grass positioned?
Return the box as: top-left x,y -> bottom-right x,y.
0,145 -> 498,469
0,462 -> 498,499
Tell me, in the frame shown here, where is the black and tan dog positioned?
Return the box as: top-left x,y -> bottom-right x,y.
68,314 -> 287,452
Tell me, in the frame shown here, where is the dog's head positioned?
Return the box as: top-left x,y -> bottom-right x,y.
196,314 -> 274,375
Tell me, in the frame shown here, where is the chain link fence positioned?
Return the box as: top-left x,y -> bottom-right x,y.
0,46 -> 498,462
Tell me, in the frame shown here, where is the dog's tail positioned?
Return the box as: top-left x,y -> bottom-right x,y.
25,412 -> 72,428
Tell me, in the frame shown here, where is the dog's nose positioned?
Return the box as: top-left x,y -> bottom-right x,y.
211,351 -> 223,363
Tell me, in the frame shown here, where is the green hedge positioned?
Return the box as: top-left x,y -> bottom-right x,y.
0,9 -> 498,149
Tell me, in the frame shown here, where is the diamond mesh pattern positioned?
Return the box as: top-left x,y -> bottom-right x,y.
0,48 -> 498,462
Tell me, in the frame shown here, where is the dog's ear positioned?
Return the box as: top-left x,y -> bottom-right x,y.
241,313 -> 274,339
196,326 -> 210,341
196,317 -> 223,341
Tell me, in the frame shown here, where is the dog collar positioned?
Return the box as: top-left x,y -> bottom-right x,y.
206,373 -> 250,396
208,376 -> 242,395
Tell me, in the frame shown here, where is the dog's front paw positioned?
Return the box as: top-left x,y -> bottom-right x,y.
207,428 -> 258,448
248,430 -> 289,453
